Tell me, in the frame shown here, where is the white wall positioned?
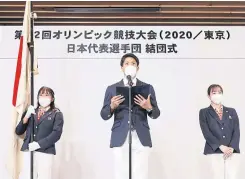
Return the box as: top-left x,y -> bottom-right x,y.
0,26 -> 245,179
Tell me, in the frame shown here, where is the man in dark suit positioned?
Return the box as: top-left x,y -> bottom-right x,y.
199,84 -> 240,179
100,53 -> 160,179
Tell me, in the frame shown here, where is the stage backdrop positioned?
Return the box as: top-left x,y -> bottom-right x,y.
0,26 -> 245,179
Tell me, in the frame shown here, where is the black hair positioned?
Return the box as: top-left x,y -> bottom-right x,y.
120,53 -> 140,67
37,86 -> 56,110
207,84 -> 223,95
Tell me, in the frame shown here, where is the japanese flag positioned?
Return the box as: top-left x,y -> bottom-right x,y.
7,1 -> 38,179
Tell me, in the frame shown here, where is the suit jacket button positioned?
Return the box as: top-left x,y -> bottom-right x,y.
221,127 -> 224,130
223,136 -> 225,138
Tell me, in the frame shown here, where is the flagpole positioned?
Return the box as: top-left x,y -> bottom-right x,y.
28,2 -> 35,179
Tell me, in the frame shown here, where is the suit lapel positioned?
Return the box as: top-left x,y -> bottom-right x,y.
207,105 -> 223,125
34,109 -> 38,124
136,78 -> 143,86
222,106 -> 229,122
118,79 -> 124,87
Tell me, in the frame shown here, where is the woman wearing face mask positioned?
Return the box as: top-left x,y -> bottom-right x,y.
199,84 -> 240,179
15,86 -> 64,179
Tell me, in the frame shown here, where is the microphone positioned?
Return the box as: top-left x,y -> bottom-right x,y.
126,75 -> 133,86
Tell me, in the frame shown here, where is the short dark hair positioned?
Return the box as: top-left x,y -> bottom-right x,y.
120,53 -> 139,67
37,86 -> 56,110
207,84 -> 223,95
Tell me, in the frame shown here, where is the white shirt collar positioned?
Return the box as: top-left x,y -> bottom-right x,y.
211,104 -> 223,111
123,77 -> 137,86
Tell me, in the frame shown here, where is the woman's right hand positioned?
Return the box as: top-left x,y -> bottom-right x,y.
219,145 -> 229,153
23,105 -> 35,124
223,147 -> 234,159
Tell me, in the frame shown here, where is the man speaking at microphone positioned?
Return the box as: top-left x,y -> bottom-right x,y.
100,53 -> 160,179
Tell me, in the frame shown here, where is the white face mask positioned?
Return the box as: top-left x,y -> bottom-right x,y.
39,97 -> 51,108
211,94 -> 223,105
124,65 -> 137,79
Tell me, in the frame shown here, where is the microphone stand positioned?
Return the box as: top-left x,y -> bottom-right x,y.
127,77 -> 133,179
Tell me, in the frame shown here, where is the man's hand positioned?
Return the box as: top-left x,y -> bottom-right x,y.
110,95 -> 125,111
134,94 -> 152,110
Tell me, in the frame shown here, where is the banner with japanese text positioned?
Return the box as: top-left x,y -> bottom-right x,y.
0,26 -> 242,59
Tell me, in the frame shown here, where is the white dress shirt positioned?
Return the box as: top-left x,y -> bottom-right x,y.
123,77 -> 137,87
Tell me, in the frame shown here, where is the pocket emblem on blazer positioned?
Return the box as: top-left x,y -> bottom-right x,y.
48,116 -> 52,120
